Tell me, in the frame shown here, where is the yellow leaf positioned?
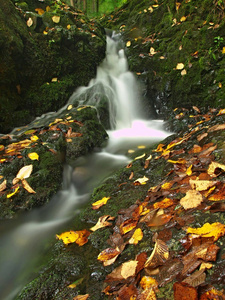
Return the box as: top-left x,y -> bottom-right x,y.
92,197 -> 110,209
186,165 -> 192,175
97,248 -> 120,262
148,6 -> 153,12
149,47 -> 157,55
208,161 -> 225,177
51,77 -> 58,82
180,190 -> 203,210
0,179 -> 7,192
52,16 -> 60,23
56,230 -> 79,245
176,63 -> 184,70
30,135 -> 39,142
145,239 -> 169,268
67,104 -> 73,110
138,145 -> 146,149
181,69 -> 187,76
7,186 -> 20,198
186,222 -> 225,241
161,182 -> 173,190
67,24 -> 71,29
24,129 -> 36,135
189,179 -> 216,191
218,82 -> 222,88
134,176 -> 149,185
73,295 -> 89,300
43,30 -> 48,35
16,165 -> 33,180
180,16 -> 187,22
0,144 -> 4,151
140,276 -> 158,290
35,8 -> 45,15
22,179 -> 36,194
27,17 -> 33,27
222,47 -> 225,54
134,153 -> 146,160
126,41 -> 131,47
129,228 -> 143,244
46,6 -> 51,12
28,152 -> 39,161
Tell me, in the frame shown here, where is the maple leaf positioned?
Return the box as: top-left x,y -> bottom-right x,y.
186,222 -> 225,241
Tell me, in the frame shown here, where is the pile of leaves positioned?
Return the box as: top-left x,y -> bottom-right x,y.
56,107 -> 225,299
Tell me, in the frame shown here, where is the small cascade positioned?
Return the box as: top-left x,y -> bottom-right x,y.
0,32 -> 170,300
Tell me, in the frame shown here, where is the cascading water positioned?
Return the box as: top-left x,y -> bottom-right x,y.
0,32 -> 170,300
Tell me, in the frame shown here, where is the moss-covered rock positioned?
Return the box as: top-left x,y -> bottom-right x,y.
0,0 -> 106,133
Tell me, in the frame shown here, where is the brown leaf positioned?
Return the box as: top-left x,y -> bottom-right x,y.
173,282 -> 198,300
0,179 -> 7,192
117,284 -> 138,300
208,123 -> 225,132
106,260 -> 138,281
22,179 -> 36,194
145,239 -> 169,269
183,269 -> 206,287
208,184 -> 225,201
120,219 -> 138,235
73,295 -> 89,300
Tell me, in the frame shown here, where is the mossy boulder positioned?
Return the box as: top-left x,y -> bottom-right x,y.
101,0 -> 225,117
0,0 -> 106,133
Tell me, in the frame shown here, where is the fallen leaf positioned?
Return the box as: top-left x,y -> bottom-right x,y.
134,176 -> 149,185
22,179 -> 36,194
90,215 -> 114,231
176,63 -> 185,70
35,8 -> 45,15
52,15 -> 60,23
73,295 -> 89,300
129,228 -> 143,244
189,179 -> 217,191
180,16 -> 187,22
16,165 -> 33,181
181,69 -> 187,76
92,196 -> 110,210
28,152 -> 39,161
173,282 -> 198,300
27,17 -> 33,27
7,186 -> 20,198
56,229 -> 90,246
140,276 -> 158,290
153,198 -> 174,209
208,123 -> 225,132
97,248 -> 120,262
30,135 -> 39,142
126,41 -> 131,47
186,222 -> 225,241
0,179 -> 7,192
120,219 -> 138,235
207,161 -> 225,177
180,190 -> 203,210
67,104 -> 73,110
134,153 -> 146,160
149,47 -> 157,55
145,239 -> 169,268
106,260 -> 138,280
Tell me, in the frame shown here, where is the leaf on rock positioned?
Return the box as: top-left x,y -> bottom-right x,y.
16,165 -> 33,181
73,295 -> 89,300
56,229 -> 90,246
129,228 -> 143,245
173,282 -> 198,300
140,276 -> 158,290
28,152 -> 39,161
182,269 -> 206,288
0,179 -> 7,192
92,197 -> 110,210
207,161 -> 225,177
189,179 -> 217,191
90,215 -> 114,231
30,135 -> 39,142
7,186 -> 20,198
22,179 -> 36,194
126,41 -> 131,47
153,198 -> 175,209
145,239 -> 169,269
134,176 -> 149,185
97,248 -> 120,265
106,260 -> 138,281
180,190 -> 203,210
180,16 -> 187,22
52,15 -> 60,23
208,123 -> 225,132
134,153 -> 146,160
176,63 -> 184,70
186,222 -> 225,241
120,219 -> 138,235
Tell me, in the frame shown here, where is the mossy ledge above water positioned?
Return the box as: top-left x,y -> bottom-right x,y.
0,0 -> 106,133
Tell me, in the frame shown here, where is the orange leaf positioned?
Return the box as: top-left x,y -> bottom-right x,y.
73,295 -> 89,300
120,219 -> 138,235
145,239 -> 169,268
208,185 -> 225,201
35,8 -> 45,15
153,198 -> 174,209
97,248 -> 120,262
140,276 -> 158,290
56,229 -> 90,246
173,282 -> 198,300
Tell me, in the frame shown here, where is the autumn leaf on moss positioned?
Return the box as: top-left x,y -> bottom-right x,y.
134,176 -> 149,185
14,165 -> 33,183
0,179 -> 7,192
106,260 -> 138,281
153,198 -> 174,209
145,239 -> 169,269
35,8 -> 45,15
189,179 -> 217,191
73,295 -> 89,300
207,161 -> 225,177
180,190 -> 203,210
208,123 -> 225,132
56,229 -> 90,246
97,248 -> 120,266
7,186 -> 20,198
92,197 -> 110,210
140,276 -> 158,290
208,185 -> 225,201
186,222 -> 225,241
52,15 -> 60,23
120,219 -> 138,235
173,282 -> 198,300
90,215 -> 114,231
28,152 -> 39,161
22,179 -> 36,194
129,228 -> 143,245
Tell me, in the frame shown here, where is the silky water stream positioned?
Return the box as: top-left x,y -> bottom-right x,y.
0,32 -> 170,299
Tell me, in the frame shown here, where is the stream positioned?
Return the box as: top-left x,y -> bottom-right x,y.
0,32 -> 170,300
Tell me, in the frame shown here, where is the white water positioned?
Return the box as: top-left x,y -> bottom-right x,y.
0,33 -> 170,300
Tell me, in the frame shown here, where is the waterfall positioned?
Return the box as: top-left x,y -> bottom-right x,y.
0,32 -> 170,300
